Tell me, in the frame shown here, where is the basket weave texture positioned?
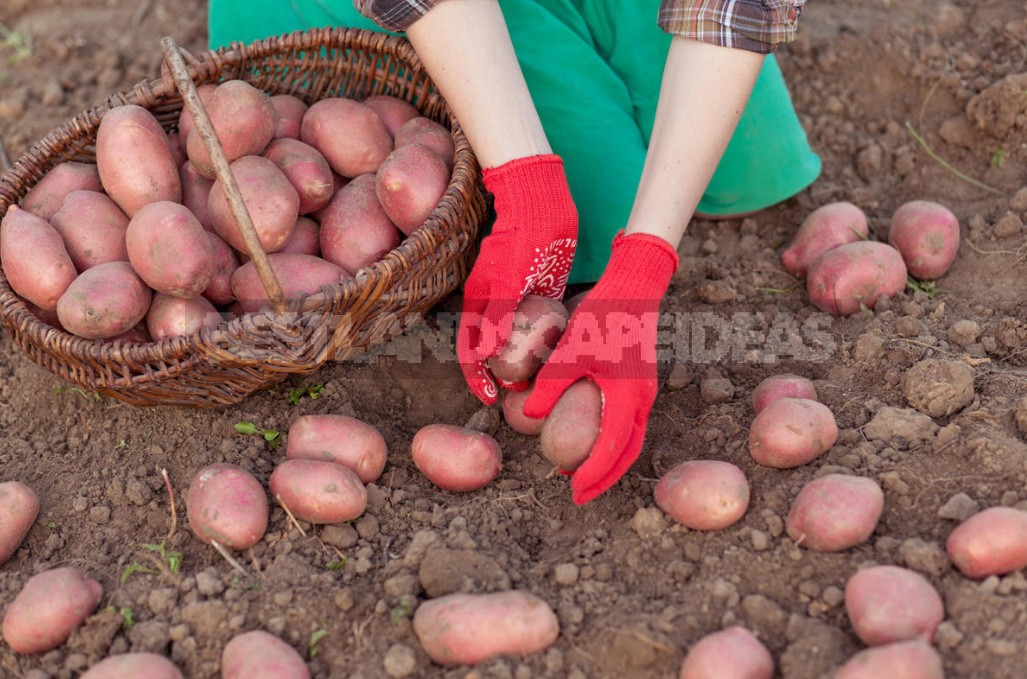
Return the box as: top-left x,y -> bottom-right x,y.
0,28 -> 487,407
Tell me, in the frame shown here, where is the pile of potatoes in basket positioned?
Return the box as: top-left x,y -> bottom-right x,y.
0,79 -> 454,341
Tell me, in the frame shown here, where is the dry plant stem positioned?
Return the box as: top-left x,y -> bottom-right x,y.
275,494 -> 308,537
160,36 -> 287,313
905,122 -> 1005,196
160,466 -> 177,541
210,540 -> 252,579
0,135 -> 11,172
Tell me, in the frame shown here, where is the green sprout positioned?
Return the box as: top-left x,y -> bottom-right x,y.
389,599 -> 413,625
0,22 -> 32,64
120,562 -> 153,584
234,421 -> 282,449
991,147 -> 1006,168
286,383 -> 325,405
325,559 -> 347,571
54,386 -> 101,401
120,607 -> 135,630
141,542 -> 182,574
309,628 -> 328,658
906,277 -> 940,298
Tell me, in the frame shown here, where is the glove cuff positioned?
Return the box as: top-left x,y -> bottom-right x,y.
598,231 -> 679,301
481,154 -> 576,232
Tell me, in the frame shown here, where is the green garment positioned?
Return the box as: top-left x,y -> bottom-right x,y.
209,0 -> 821,284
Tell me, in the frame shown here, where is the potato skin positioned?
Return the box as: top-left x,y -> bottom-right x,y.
0,481 -> 39,566
834,640 -> 944,679
375,143 -> 450,235
186,80 -> 277,179
411,424 -> 502,492
202,232 -> 240,306
96,105 -> 182,216
230,253 -> 348,313
270,94 -> 309,140
539,380 -> 602,471
844,565 -> 944,646
752,373 -> 817,414
362,95 -> 420,137
747,398 -> 838,469
56,261 -> 152,339
22,161 -> 103,222
221,630 -> 310,679
945,506 -> 1027,578
655,461 -> 750,531
678,626 -> 774,679
176,83 -> 217,155
126,201 -> 215,298
180,161 -> 216,231
146,293 -> 222,341
413,591 -> 559,666
2,567 -> 103,654
50,190 -> 130,272
395,116 -> 455,168
269,459 -> 367,524
301,97 -> 393,177
1,205 -> 77,311
888,200 -> 960,280
319,174 -> 401,274
262,138 -> 335,215
780,201 -> 868,277
80,653 -> 184,679
806,241 -> 907,316
186,463 -> 268,550
208,156 -> 300,255
786,474 -> 883,551
502,385 -> 545,436
490,295 -> 569,384
286,414 -> 387,483
278,217 -> 320,257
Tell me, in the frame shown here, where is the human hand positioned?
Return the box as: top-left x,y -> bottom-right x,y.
457,154 -> 577,404
523,231 -> 678,504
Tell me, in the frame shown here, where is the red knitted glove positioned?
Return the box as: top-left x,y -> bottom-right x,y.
457,154 -> 578,404
523,231 -> 678,504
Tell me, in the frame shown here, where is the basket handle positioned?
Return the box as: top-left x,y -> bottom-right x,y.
160,36 -> 287,314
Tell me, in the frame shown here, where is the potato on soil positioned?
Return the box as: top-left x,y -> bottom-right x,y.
270,94 -> 309,140
269,459 -> 367,524
262,138 -> 335,215
203,232 -> 240,306
186,463 -> 268,550
1,205 -> 77,311
806,241 -> 907,316
230,253 -> 349,313
126,201 -> 215,298
411,424 -> 502,492
678,626 -> 774,679
888,200 -> 960,280
0,481 -> 39,565
489,295 -> 569,384
146,292 -> 222,341
300,97 -> 393,177
539,379 -> 602,471
834,640 -> 944,679
221,630 -> 310,679
394,116 -> 455,168
50,190 -> 130,271
286,414 -> 387,483
752,373 -> 817,414
22,161 -> 103,221
655,460 -> 750,531
56,261 -> 152,339
81,653 -> 184,679
96,105 -> 182,216
186,80 -> 277,179
208,155 -> 300,255
319,174 -> 401,274
502,384 -> 545,436
362,94 -> 420,137
780,201 -> 868,277
375,143 -> 450,235
277,217 -> 320,257
945,506 -> 1027,578
844,565 -> 944,646
176,83 -> 216,154
786,474 -> 883,551
2,567 -> 103,654
748,397 -> 838,469
413,591 -> 559,666
180,161 -> 216,231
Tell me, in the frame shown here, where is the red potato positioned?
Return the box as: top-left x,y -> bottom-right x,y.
502,384 -> 545,436
108,323 -> 152,344
269,459 -> 367,524
0,482 -> 39,565
126,201 -> 215,298
286,414 -> 387,484
2,567 -> 103,654
806,241 -> 907,317
186,463 -> 268,550
752,373 -> 817,414
655,460 -> 750,531
262,138 -> 335,215
834,640 -> 944,679
180,161 -> 216,231
945,506 -> 1027,578
146,293 -> 222,341
208,155 -> 300,255
780,201 -> 869,277
300,97 -> 393,177
362,94 -> 420,137
394,116 -> 455,168
221,630 -> 310,679
186,80 -> 277,179
678,626 -> 774,679
845,565 -> 944,646
167,132 -> 187,168
230,253 -> 349,313
56,261 -> 152,339
278,217 -> 320,257
411,424 -> 502,492
203,232 -> 240,306
96,105 -> 182,216
539,380 -> 602,471
888,200 -> 960,280
319,174 -> 401,274
413,591 -> 559,666
176,83 -> 217,154
310,174 -> 347,222
489,295 -> 569,384
0,205 -> 77,311
786,474 -> 884,551
50,190 -> 130,271
81,653 -> 184,679
270,94 -> 309,140
22,161 -> 103,222
375,143 -> 449,235
748,398 -> 838,469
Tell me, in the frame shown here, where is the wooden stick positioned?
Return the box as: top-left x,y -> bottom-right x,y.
0,135 -> 11,173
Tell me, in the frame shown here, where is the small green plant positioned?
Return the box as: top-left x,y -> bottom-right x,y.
906,277 -> 940,298
234,421 -> 282,449
389,600 -> 413,625
0,22 -> 32,64
115,439 -> 128,450
54,386 -> 101,401
120,606 -> 135,630
141,542 -> 182,574
309,628 -> 328,659
286,383 -> 324,405
992,147 -> 1007,168
120,562 -> 153,584
325,559 -> 347,571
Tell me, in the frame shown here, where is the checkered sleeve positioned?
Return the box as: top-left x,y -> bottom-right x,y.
658,0 -> 809,54
353,0 -> 443,33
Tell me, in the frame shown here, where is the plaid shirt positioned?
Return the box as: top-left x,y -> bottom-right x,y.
354,0 -> 808,53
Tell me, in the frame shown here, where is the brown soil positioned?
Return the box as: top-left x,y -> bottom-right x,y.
2,0 -> 1027,677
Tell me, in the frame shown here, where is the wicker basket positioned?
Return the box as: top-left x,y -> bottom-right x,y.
0,28 -> 487,408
